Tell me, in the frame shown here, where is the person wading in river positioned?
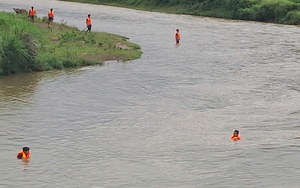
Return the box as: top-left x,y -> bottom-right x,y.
85,14 -> 92,33
231,130 -> 241,141
175,29 -> 180,44
17,147 -> 30,159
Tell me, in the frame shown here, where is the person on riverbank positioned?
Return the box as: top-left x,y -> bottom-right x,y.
48,8 -> 54,30
17,147 -> 30,159
28,6 -> 36,22
231,130 -> 241,141
86,14 -> 92,33
175,29 -> 180,44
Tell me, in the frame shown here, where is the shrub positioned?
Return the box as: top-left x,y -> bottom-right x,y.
280,10 -> 300,24
0,12 -> 42,75
255,0 -> 297,22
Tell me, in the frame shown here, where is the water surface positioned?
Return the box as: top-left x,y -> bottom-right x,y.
1,1 -> 300,187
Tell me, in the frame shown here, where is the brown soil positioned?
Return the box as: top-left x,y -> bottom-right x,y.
114,42 -> 132,50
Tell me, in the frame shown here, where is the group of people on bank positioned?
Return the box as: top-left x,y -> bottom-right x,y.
27,6 -> 179,41
28,6 -> 54,29
28,7 -> 179,42
27,6 -> 92,33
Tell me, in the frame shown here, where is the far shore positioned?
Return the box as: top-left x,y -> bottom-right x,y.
58,0 -> 300,25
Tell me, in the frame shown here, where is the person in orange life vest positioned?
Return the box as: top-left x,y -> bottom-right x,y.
28,6 -> 36,22
175,29 -> 180,44
231,130 -> 241,141
48,8 -> 54,29
86,14 -> 92,33
17,147 -> 30,159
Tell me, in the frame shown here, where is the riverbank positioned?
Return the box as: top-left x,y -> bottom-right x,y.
59,0 -> 300,25
0,11 -> 142,76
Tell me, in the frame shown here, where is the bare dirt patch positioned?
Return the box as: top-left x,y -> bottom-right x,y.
114,42 -> 132,50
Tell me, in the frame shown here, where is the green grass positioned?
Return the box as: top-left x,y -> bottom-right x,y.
0,11 -> 142,76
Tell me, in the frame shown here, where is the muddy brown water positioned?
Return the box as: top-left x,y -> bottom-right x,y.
1,1 -> 300,187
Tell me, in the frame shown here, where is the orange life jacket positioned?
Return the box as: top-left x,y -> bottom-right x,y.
86,17 -> 92,26
17,150 -> 30,159
48,11 -> 54,18
175,32 -> 180,41
231,135 -> 241,141
29,9 -> 35,16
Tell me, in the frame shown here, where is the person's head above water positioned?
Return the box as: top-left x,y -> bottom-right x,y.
233,130 -> 239,136
17,147 -> 30,159
23,147 -> 30,154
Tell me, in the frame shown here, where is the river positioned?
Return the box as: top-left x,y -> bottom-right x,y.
1,0 -> 300,187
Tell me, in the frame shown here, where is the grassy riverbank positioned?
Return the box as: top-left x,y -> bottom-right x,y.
60,0 -> 300,25
0,12 -> 142,76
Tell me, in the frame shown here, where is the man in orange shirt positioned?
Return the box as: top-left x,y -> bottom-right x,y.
175,29 -> 180,44
17,147 -> 30,159
48,8 -> 54,30
28,6 -> 36,22
86,14 -> 92,33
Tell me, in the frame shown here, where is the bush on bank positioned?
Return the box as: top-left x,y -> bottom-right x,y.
0,12 -> 142,76
0,13 -> 42,75
61,0 -> 300,25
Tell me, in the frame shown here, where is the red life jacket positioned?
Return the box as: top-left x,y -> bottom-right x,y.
17,150 -> 30,159
29,9 -> 35,16
231,135 -> 241,141
175,32 -> 180,41
86,17 -> 92,26
48,11 -> 54,18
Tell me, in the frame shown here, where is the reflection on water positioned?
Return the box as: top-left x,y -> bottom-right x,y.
0,69 -> 84,103
0,73 -> 41,102
21,159 -> 30,171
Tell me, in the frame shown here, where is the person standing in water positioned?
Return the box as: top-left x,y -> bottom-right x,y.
231,130 -> 241,141
17,147 -> 30,159
175,29 -> 180,44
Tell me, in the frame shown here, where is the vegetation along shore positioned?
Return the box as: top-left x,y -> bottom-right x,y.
0,11 -> 142,76
60,0 -> 300,25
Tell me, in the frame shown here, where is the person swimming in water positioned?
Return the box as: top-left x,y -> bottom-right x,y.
231,130 -> 241,141
17,147 -> 30,159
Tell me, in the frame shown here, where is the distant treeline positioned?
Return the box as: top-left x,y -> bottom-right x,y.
62,0 -> 300,25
